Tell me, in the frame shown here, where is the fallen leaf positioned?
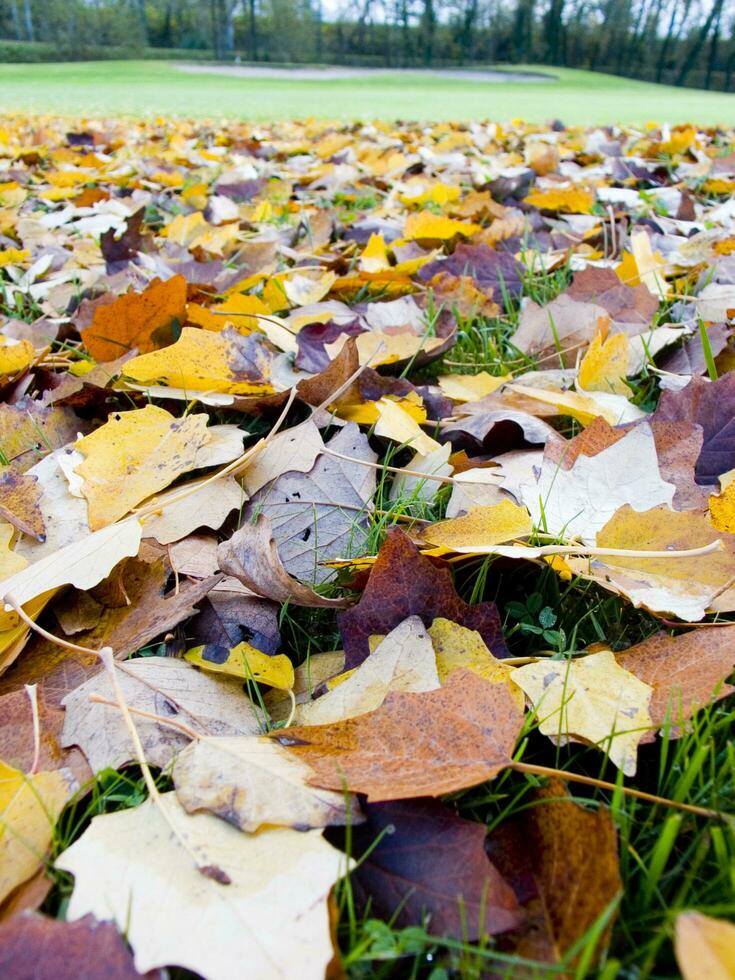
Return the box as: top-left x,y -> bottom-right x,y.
675,911 -> 735,980
566,265 -> 657,326
0,518 -> 142,611
338,528 -> 507,668
437,371 -> 509,402
56,793 -> 347,980
512,294 -> 609,366
617,627 -> 735,734
578,331 -> 632,396
521,423 -> 675,543
73,405 -> 210,530
80,276 -> 186,362
276,669 -> 524,801
61,656 -> 261,774
427,618 -> 524,709
332,797 -> 524,939
141,476 -> 245,545
174,735 -> 362,832
511,650 -> 653,775
293,616 -> 439,725
653,374 -> 735,485
0,689 -> 90,787
218,514 -> 352,609
374,398 -> 442,456
0,913 -> 150,980
486,778 -> 621,965
0,473 -> 45,541
122,326 -> 274,396
184,641 -> 295,690
242,423 -> 376,585
422,500 -> 533,551
1,759 -> 75,904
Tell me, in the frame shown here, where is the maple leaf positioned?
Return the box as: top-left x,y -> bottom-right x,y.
653,374 -> 735,485
0,913 -> 145,980
330,798 -> 524,939
275,669 -> 524,801
511,650 -> 653,775
56,793 -> 347,980
80,275 -> 186,362
486,779 -> 621,965
337,528 -> 507,668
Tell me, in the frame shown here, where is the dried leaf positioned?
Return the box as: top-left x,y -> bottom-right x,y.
61,657 -> 261,773
334,798 -> 524,939
56,793 -> 347,980
276,669 -> 524,801
338,528 -> 507,669
0,913 -> 150,980
293,616 -> 439,725
174,735 -> 362,832
0,760 -> 75,903
80,276 -> 186,362
675,911 -> 735,980
511,650 -> 653,775
218,513 -> 351,609
184,641 -> 295,690
73,406 -> 211,530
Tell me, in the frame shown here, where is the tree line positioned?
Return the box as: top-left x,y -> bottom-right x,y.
2,0 -> 733,92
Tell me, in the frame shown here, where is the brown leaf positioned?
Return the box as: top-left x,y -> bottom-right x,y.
218,513 -> 352,609
80,275 -> 187,362
0,559 -> 217,707
0,472 -> 45,540
511,294 -> 609,366
652,373 -> 735,485
0,912 -> 155,979
338,528 -> 507,668
617,627 -> 735,732
275,669 -> 523,801
0,690 -> 91,787
327,797 -> 524,939
0,400 -> 88,476
486,779 -> 621,966
566,265 -> 658,325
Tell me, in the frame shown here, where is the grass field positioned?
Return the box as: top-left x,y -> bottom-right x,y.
0,59 -> 733,124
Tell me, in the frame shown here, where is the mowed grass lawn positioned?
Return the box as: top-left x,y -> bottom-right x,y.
0,59 -> 733,124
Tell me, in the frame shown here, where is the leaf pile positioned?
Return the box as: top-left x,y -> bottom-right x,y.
0,115 -> 733,977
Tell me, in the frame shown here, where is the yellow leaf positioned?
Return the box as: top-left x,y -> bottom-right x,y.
423,500 -> 533,551
510,382 -> 622,426
359,233 -> 390,273
512,650 -> 653,775
163,211 -> 208,246
525,187 -> 595,213
374,398 -> 442,456
428,618 -> 524,709
0,759 -> 74,903
123,327 -> 274,396
74,405 -> 210,530
338,393 -> 426,426
187,293 -> 270,335
437,372 -> 510,402
326,329 -> 444,368
630,230 -> 667,299
675,911 -> 735,980
0,338 -> 34,377
578,333 -> 632,397
185,641 -> 295,691
403,211 -> 479,241
709,482 -> 735,533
